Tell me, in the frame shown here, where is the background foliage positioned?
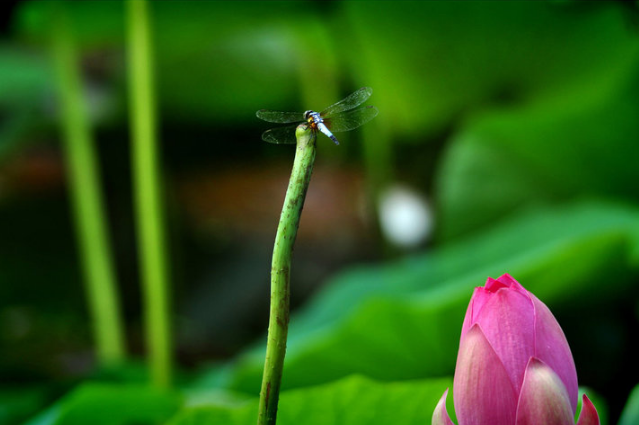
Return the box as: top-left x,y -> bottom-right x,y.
1,1 -> 638,424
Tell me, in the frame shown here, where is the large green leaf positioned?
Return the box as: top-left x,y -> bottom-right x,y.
342,1 -> 639,139
23,383 -> 182,425
435,71 -> 639,240
169,375 -> 452,425
194,201 -> 639,394
0,386 -> 49,425
618,384 -> 639,425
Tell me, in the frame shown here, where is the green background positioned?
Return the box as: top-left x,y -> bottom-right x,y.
1,1 -> 639,424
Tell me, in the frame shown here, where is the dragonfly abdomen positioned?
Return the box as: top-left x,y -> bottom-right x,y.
317,122 -> 339,145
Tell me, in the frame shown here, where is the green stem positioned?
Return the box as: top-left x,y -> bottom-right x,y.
50,2 -> 125,365
258,125 -> 317,425
126,0 -> 172,387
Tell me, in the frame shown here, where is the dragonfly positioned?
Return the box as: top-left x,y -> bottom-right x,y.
256,87 -> 378,145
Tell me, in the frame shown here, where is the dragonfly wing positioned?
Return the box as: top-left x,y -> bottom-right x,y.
261,125 -> 299,144
256,109 -> 305,124
324,105 -> 379,133
320,87 -> 373,117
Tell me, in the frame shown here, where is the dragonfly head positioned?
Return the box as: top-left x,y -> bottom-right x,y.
304,110 -> 314,121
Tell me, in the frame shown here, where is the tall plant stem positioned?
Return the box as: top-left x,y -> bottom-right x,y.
126,0 -> 172,387
257,126 -> 317,425
50,2 -> 125,364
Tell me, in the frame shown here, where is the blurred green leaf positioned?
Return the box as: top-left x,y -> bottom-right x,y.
193,201 -> 639,394
0,386 -> 49,425
343,1 -> 639,139
435,72 -> 639,240
618,384 -> 639,425
16,1 -> 638,133
0,46 -> 53,103
13,1 -> 340,125
0,46 -> 53,157
23,383 -> 182,425
169,375 -> 451,425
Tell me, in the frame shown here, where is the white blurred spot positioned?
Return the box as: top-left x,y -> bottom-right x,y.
378,184 -> 433,248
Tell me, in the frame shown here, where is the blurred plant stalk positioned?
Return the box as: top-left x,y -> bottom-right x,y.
126,0 -> 172,388
258,125 -> 317,425
50,2 -> 125,364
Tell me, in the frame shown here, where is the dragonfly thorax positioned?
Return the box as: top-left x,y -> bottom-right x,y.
304,110 -> 324,128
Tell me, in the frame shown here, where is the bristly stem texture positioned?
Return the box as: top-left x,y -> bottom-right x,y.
126,0 -> 172,387
257,125 -> 317,425
50,2 -> 125,365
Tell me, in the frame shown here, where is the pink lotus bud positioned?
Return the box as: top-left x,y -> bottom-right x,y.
433,274 -> 600,425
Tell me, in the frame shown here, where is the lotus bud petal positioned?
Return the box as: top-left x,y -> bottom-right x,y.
576,395 -> 600,425
435,274 -> 599,425
432,389 -> 455,425
515,358 -> 574,425
454,324 -> 518,425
